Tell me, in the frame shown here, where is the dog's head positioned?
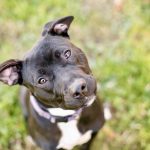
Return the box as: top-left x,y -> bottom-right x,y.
0,16 -> 97,110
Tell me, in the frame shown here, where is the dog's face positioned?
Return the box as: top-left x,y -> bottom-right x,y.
0,16 -> 97,109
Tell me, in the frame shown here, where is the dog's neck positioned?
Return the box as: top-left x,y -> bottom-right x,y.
30,95 -> 82,123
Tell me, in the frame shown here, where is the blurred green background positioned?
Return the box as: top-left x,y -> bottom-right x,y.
0,0 -> 150,150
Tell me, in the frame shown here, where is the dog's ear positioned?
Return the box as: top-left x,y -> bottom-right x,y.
42,16 -> 74,37
0,59 -> 22,86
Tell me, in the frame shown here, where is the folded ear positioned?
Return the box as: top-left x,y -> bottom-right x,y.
42,16 -> 74,37
0,59 -> 22,86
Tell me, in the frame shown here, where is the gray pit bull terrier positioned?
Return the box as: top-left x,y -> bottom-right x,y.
0,16 -> 105,150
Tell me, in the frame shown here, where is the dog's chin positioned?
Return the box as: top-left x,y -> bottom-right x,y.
63,95 -> 96,110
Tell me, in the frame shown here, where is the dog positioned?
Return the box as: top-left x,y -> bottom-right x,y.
0,16 -> 105,150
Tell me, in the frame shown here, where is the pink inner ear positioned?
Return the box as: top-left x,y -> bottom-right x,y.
0,67 -> 19,85
54,23 -> 68,34
2,67 -> 12,76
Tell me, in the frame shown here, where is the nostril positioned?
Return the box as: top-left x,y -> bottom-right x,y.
73,92 -> 81,99
81,85 -> 86,91
69,79 -> 88,99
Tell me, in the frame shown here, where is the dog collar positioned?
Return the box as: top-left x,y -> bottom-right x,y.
30,96 -> 82,123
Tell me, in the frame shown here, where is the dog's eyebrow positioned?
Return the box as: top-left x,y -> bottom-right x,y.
38,69 -> 46,75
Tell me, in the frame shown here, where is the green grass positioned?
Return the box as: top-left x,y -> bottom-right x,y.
0,0 -> 150,149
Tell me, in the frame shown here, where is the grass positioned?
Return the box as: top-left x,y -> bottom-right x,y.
0,0 -> 150,149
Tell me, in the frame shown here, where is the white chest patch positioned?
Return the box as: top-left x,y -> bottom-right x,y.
48,108 -> 75,117
57,120 -> 92,150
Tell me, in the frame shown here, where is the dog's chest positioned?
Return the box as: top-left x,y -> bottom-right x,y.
48,108 -> 92,150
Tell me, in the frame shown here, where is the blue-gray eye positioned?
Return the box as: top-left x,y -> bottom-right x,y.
38,78 -> 47,84
64,49 -> 71,59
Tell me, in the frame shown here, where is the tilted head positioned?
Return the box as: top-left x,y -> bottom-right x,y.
0,16 -> 97,110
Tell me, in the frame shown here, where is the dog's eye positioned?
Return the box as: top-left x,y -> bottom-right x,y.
64,49 -> 71,59
38,78 -> 47,84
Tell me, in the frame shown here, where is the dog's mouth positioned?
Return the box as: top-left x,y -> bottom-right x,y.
59,94 -> 96,110
83,95 -> 96,107
33,91 -> 96,110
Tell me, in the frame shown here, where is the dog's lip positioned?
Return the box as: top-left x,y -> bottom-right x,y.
57,94 -> 96,109
83,95 -> 96,107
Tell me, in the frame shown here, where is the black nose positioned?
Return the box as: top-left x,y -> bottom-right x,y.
69,79 -> 88,99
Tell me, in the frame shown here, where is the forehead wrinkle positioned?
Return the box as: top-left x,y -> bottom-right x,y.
44,35 -> 72,48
